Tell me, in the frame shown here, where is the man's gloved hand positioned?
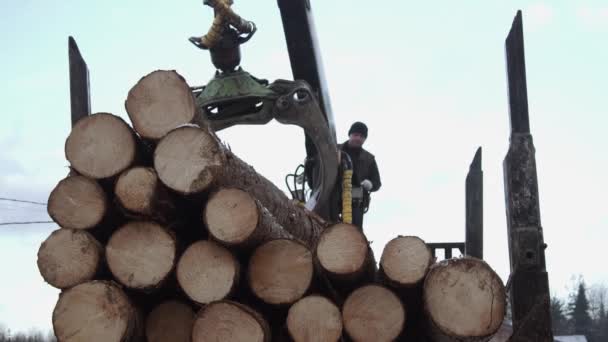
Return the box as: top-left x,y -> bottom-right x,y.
361,179 -> 373,191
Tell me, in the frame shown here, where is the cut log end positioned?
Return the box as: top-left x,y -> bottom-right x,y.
342,285 -> 406,342
249,239 -> 313,305
37,229 -> 102,289
205,188 -> 258,244
126,70 -> 196,140
146,300 -> 195,342
287,295 -> 343,342
177,240 -> 239,305
380,236 -> 432,287
47,176 -> 107,230
115,167 -> 159,215
53,281 -> 138,342
192,301 -> 269,342
424,258 -> 506,339
65,113 -> 136,179
316,223 -> 368,275
106,221 -> 176,290
154,125 -> 223,194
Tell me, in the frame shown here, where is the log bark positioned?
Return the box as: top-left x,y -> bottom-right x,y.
286,295 -> 343,342
65,113 -> 138,179
204,188 -> 293,250
154,125 -> 326,246
379,235 -> 433,288
145,300 -> 195,342
37,228 -> 102,289
106,221 -> 176,291
125,70 -> 197,141
315,223 -> 376,287
248,239 -> 314,306
115,167 -> 175,221
192,300 -> 271,342
47,175 -> 107,230
342,285 -> 406,342
176,240 -> 239,305
423,258 -> 506,342
52,281 -> 143,342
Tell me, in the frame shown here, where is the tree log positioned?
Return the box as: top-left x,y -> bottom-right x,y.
342,285 -> 406,342
192,300 -> 271,342
176,240 -> 239,305
315,223 -> 376,287
47,175 -> 107,230
53,281 -> 142,342
37,228 -> 102,289
125,70 -> 197,141
65,113 -> 138,179
154,125 -> 325,246
379,236 -> 432,288
145,300 -> 195,342
286,295 -> 343,342
423,258 -> 506,342
115,167 -> 175,221
204,188 -> 293,249
106,221 -> 176,290
248,239 -> 314,306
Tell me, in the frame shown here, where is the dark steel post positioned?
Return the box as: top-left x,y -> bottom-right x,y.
503,11 -> 553,341
465,147 -> 483,259
69,36 -> 91,126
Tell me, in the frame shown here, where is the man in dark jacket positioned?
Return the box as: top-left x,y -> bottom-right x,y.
339,122 -> 381,229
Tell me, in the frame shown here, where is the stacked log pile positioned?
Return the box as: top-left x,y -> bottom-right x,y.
39,70 -> 506,342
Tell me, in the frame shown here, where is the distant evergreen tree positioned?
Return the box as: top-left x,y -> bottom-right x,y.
569,281 -> 593,336
551,296 -> 569,335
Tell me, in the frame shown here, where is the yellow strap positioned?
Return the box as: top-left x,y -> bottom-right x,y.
342,170 -> 353,224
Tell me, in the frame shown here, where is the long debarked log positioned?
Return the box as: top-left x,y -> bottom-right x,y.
204,188 -> 293,250
115,167 -> 175,221
145,300 -> 195,342
65,113 -> 139,179
105,221 -> 176,291
286,295 -> 343,342
176,240 -> 240,305
342,285 -> 406,342
379,236 -> 433,289
315,223 -> 376,291
52,281 -> 143,342
154,125 -> 326,247
47,175 -> 107,230
125,70 -> 197,141
37,228 -> 103,289
423,258 -> 506,342
248,239 -> 314,306
192,300 -> 271,342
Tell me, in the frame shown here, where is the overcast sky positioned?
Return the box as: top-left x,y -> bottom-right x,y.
1,0 -> 607,333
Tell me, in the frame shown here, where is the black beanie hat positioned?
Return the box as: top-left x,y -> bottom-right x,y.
348,122 -> 368,138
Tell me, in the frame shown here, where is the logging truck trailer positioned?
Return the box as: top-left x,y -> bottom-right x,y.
66,1 -> 553,340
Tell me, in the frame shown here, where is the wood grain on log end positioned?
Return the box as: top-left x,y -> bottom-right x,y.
192,301 -> 270,342
177,240 -> 239,305
37,228 -> 102,289
380,236 -> 432,287
424,258 -> 506,340
154,125 -> 223,194
316,223 -> 368,276
115,167 -> 159,215
287,295 -> 343,342
146,300 -> 195,342
342,285 -> 405,342
125,70 -> 196,140
47,175 -> 107,230
106,221 -> 176,290
205,188 -> 258,245
65,113 -> 137,179
249,239 -> 313,305
53,281 -> 139,342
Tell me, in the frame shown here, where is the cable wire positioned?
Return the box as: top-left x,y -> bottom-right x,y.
0,197 -> 47,206
0,221 -> 53,226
